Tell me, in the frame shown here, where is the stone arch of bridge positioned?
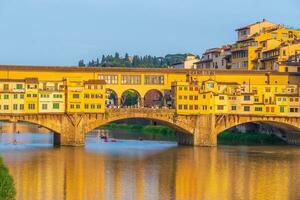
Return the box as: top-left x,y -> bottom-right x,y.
216,119 -> 300,144
0,118 -> 60,134
216,119 -> 300,135
85,116 -> 194,145
0,118 -> 62,145
86,117 -> 192,135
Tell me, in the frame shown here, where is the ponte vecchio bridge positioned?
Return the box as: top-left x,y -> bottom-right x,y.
1,65 -> 300,146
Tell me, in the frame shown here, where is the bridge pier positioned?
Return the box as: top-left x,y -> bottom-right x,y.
57,114 -> 85,147
193,114 -> 217,147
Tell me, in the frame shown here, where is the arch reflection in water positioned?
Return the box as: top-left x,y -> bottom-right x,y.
1,135 -> 300,200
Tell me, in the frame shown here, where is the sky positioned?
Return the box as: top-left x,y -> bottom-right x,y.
0,0 -> 299,66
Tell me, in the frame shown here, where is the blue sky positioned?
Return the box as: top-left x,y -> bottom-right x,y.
0,0 -> 299,66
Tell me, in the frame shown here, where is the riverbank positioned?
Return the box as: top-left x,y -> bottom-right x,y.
0,157 -> 16,200
100,123 -> 177,141
218,130 -> 287,145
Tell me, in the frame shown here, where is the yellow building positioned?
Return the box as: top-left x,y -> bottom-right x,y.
231,20 -> 300,70
0,79 -> 25,114
0,65 -> 299,117
39,81 -> 65,113
65,78 -> 106,113
64,78 -> 85,113
83,80 -> 106,113
172,75 -> 300,117
24,78 -> 39,114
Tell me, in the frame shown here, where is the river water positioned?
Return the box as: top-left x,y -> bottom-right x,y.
1,132 -> 300,200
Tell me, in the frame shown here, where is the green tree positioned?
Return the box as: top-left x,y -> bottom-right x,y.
0,158 -> 16,200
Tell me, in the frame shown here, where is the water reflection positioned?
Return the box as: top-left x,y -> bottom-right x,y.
1,133 -> 300,200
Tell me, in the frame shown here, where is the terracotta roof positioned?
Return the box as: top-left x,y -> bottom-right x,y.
217,82 -> 240,85
0,79 -> 24,82
235,19 -> 273,31
204,48 -> 222,54
283,61 -> 300,66
24,78 -> 38,83
84,80 -> 106,84
0,64 -> 296,75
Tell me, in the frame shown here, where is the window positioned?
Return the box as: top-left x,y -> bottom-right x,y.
255,107 -> 262,112
20,104 -> 24,110
144,75 -> 164,85
254,97 -> 259,102
243,96 -> 250,101
219,96 -> 225,100
121,75 -> 141,85
178,105 -> 182,110
280,106 -> 284,113
53,103 -> 60,109
97,104 -> 101,109
91,104 -> 95,109
98,75 -> 118,84
42,104 -> 48,110
271,107 -> 275,112
189,96 -> 193,100
20,94 -> 24,99
84,104 -> 89,109
70,104 -> 75,109
33,94 -> 37,98
194,96 -> 198,100
179,96 -> 182,100
84,94 -> 90,98
76,104 -> 80,109
277,97 -> 281,102
28,104 -> 35,110
16,84 -> 23,89
189,105 -> 193,110
73,94 -> 80,98
231,106 -> 237,111
27,94 -> 31,97
290,108 -> 299,113
243,106 -> 250,112
217,105 -> 224,110
4,94 -> 9,99
3,84 -> 9,90
13,104 -> 18,110
194,105 -> 198,110
3,105 -> 9,110
265,87 -> 271,92
184,105 -> 188,110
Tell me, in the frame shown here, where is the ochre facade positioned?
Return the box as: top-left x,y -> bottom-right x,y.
1,65 -> 300,146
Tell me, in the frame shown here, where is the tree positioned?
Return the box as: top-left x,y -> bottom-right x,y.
78,59 -> 85,67
0,157 -> 16,200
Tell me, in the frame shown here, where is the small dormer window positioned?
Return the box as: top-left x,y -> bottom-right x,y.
207,83 -> 214,88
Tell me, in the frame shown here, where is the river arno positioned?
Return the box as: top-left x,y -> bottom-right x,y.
1,133 -> 300,200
